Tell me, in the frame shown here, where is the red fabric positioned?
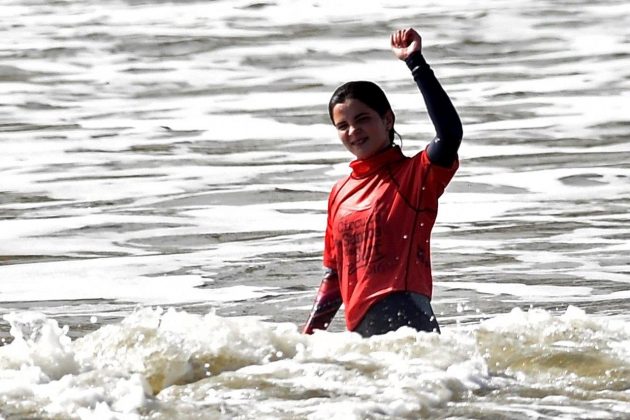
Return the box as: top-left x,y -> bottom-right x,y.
323,145 -> 458,331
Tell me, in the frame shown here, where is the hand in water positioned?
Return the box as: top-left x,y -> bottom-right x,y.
390,28 -> 422,61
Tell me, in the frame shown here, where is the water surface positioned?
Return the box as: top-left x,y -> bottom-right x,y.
1,0 -> 629,418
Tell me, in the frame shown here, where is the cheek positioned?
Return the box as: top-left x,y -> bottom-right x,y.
367,122 -> 386,138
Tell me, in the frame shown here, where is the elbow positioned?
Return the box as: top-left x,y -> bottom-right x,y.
438,127 -> 462,147
456,123 -> 463,142
444,122 -> 463,147
435,115 -> 463,145
450,119 -> 463,143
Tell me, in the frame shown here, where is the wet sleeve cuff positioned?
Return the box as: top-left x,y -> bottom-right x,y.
405,51 -> 430,76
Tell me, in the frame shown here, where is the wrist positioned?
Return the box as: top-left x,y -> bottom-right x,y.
405,51 -> 428,73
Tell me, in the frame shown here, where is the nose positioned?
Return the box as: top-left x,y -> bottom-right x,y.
348,124 -> 359,137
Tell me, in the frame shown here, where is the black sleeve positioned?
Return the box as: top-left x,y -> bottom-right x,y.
405,51 -> 462,167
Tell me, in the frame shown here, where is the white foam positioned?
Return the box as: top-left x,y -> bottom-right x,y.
0,307 -> 627,418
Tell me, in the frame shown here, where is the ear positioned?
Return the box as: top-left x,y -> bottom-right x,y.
384,110 -> 395,130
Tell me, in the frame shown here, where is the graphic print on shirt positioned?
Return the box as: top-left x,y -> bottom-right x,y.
335,200 -> 393,278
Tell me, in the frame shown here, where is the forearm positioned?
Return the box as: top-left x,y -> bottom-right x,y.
302,269 -> 342,334
405,51 -> 462,167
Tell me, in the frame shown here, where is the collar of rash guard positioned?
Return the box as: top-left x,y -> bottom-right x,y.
349,145 -> 406,178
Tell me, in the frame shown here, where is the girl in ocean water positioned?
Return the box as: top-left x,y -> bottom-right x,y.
303,28 -> 462,337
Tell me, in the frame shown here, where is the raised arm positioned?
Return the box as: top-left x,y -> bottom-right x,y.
391,28 -> 462,167
302,268 -> 342,334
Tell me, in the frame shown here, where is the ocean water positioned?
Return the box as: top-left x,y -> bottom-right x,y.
1,0 -> 629,419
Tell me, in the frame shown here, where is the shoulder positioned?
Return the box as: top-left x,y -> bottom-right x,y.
330,174 -> 351,193
393,148 -> 429,172
328,174 -> 352,204
412,147 -> 459,172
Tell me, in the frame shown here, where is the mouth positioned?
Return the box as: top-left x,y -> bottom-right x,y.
350,137 -> 368,147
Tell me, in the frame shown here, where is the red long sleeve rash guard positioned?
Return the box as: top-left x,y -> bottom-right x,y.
323,145 -> 458,331
304,51 -> 462,334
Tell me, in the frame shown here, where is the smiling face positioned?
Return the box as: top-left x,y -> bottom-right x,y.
331,98 -> 393,160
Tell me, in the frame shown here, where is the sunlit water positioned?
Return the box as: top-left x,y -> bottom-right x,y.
1,0 -> 629,418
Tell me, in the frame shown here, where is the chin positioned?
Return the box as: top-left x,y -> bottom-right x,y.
353,150 -> 371,160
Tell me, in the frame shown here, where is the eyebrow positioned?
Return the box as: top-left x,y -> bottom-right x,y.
335,112 -> 371,128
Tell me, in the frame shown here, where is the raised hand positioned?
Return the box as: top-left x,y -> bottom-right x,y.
390,28 -> 422,61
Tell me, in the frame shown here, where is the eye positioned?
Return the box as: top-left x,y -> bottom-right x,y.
336,123 -> 348,131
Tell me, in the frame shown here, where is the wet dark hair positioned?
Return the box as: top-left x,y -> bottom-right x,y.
328,81 -> 397,144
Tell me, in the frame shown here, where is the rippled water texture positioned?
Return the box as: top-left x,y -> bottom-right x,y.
1,0 -> 629,418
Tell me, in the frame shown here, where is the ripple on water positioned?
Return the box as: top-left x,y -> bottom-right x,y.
1,0 -> 630,418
